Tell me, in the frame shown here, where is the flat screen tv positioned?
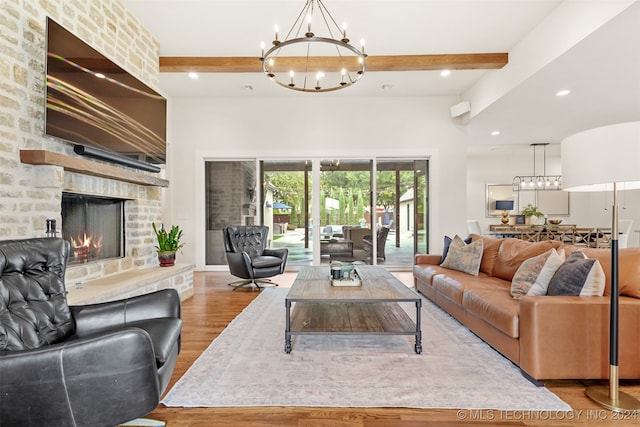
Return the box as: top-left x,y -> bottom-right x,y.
45,17 -> 167,166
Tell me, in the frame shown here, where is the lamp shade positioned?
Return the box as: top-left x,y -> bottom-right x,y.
495,200 -> 514,211
561,121 -> 640,192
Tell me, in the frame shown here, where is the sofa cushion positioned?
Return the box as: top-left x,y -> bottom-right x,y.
432,271 -> 498,305
510,248 -> 565,299
463,286 -> 520,338
413,264 -> 443,287
470,233 -> 503,276
440,235 -> 483,276
547,251 -> 605,296
492,238 -> 563,282
433,274 -> 466,305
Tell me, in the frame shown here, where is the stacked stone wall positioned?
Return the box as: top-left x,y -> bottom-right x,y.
1,1 -> 170,284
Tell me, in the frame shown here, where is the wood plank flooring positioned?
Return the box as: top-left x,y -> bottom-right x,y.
147,272 -> 640,426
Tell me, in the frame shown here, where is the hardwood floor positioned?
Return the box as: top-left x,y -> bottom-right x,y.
147,272 -> 640,426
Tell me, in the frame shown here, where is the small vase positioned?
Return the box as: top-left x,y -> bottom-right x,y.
158,250 -> 176,267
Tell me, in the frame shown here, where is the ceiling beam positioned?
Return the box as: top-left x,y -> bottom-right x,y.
159,53 -> 508,73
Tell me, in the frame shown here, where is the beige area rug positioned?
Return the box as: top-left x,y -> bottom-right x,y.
161,287 -> 571,410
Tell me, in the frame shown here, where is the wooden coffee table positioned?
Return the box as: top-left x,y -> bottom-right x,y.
284,265 -> 422,354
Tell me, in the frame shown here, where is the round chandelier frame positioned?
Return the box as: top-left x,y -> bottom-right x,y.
259,0 -> 367,93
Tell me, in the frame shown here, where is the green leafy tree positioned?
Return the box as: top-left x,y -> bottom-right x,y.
289,202 -> 298,228
264,171 -> 305,211
337,187 -> 346,224
356,189 -> 365,224
320,190 -> 327,226
347,191 -> 355,224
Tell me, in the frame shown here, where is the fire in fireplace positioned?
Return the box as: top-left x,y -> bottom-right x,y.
61,193 -> 124,264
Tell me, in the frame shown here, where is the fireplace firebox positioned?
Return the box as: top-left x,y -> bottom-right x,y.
61,193 -> 125,265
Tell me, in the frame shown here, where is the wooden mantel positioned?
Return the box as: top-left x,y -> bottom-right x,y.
20,150 -> 169,187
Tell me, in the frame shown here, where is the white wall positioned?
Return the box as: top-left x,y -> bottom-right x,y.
165,96 -> 468,268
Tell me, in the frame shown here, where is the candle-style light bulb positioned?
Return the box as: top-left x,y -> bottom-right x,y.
274,25 -> 279,42
341,68 -> 346,85
342,22 -> 347,38
289,70 -> 295,87
260,41 -> 265,58
315,71 -> 324,90
267,58 -> 275,77
305,14 -> 314,37
357,57 -> 364,74
360,38 -> 366,55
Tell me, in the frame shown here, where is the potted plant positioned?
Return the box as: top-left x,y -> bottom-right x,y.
521,204 -> 544,225
152,223 -> 184,267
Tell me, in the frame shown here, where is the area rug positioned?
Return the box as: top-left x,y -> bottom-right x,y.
162,288 -> 571,410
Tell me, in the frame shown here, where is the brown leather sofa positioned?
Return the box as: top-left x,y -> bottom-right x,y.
413,234 -> 640,383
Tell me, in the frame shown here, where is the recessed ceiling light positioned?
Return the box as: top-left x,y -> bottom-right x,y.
381,84 -> 394,90
491,131 -> 501,136
440,69 -> 451,77
241,85 -> 254,91
188,72 -> 199,79
556,89 -> 570,97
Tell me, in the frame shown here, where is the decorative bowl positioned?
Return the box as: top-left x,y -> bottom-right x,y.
549,219 -> 562,225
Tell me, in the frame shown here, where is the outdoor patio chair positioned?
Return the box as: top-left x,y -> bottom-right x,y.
363,226 -> 390,261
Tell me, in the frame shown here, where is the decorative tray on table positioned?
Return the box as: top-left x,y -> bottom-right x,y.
329,262 -> 362,287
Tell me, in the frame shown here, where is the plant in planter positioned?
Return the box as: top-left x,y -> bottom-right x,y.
152,223 -> 184,267
521,204 -> 544,225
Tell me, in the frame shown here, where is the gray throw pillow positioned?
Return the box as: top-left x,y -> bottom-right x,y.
547,251 -> 605,296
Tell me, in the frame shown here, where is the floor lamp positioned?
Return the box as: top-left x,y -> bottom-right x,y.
561,121 -> 640,412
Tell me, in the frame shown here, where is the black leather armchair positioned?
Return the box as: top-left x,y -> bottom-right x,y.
223,225 -> 288,289
0,238 -> 182,427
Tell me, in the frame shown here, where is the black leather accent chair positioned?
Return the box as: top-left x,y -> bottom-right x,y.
223,225 -> 288,289
0,238 -> 182,427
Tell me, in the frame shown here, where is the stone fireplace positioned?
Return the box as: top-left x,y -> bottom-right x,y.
50,166 -> 162,284
5,1 -> 193,303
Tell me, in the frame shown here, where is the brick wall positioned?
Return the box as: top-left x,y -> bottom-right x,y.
1,0 -> 168,283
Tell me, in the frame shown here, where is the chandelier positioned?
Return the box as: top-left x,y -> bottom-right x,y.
260,0 -> 367,93
513,143 -> 562,191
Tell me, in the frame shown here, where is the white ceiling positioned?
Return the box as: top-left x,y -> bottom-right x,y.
123,0 -> 640,150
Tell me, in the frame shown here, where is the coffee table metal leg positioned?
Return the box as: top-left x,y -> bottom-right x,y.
285,299 -> 292,353
415,299 -> 422,354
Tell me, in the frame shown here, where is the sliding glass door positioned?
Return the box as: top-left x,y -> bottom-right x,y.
375,159 -> 429,268
204,160 -> 258,265
262,160 -> 313,266
205,157 -> 428,269
319,159 -> 373,265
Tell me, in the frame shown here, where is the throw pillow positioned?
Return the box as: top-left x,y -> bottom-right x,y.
440,235 -> 484,276
440,235 -> 472,264
510,249 -> 565,299
547,251 -> 606,296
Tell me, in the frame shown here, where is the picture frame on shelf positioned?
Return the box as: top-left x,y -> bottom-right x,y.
515,215 -> 526,225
